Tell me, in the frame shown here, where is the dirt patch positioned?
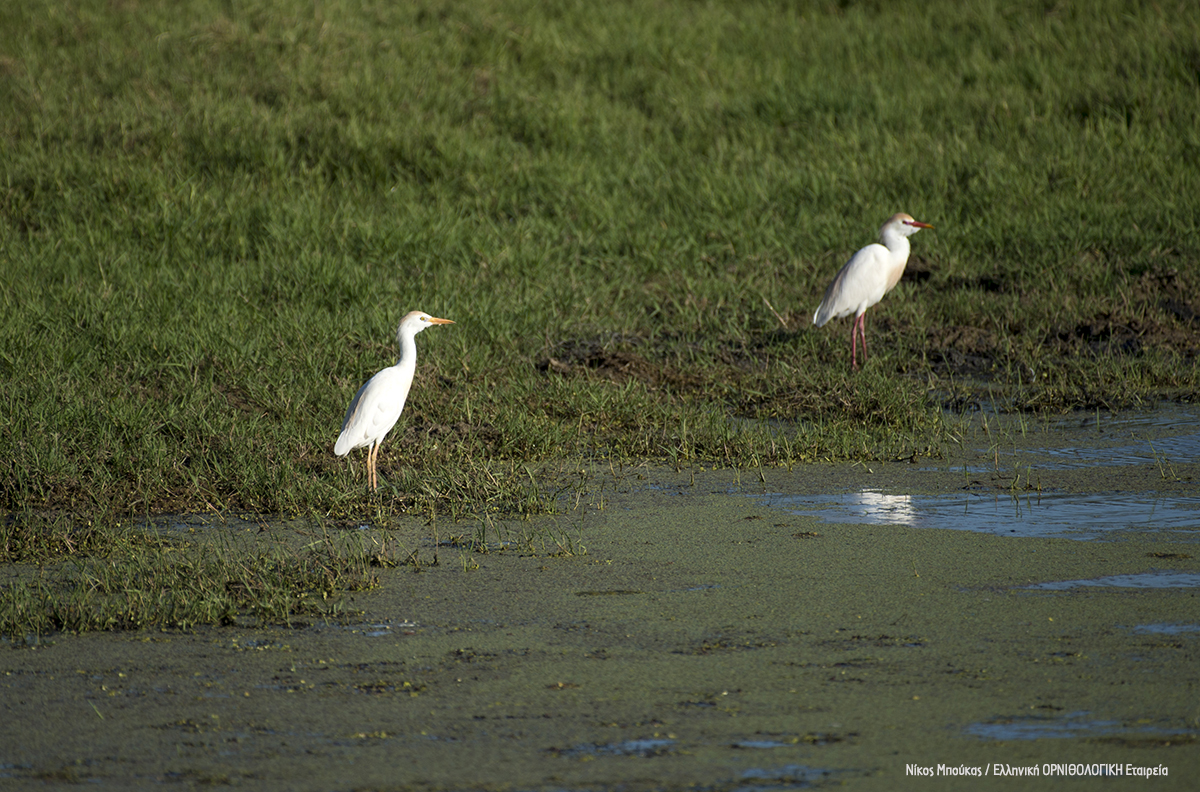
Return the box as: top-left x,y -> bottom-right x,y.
924,266 -> 1200,379
1133,267 -> 1200,322
404,418 -> 501,450
1046,269 -> 1200,359
924,324 -> 1002,376
538,335 -> 702,391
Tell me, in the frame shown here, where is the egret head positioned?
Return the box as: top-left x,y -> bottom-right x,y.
396,310 -> 455,342
883,212 -> 934,238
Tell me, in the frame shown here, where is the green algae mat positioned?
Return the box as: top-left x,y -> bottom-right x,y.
3,459 -> 1197,789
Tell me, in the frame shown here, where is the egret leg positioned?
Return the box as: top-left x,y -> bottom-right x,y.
849,318 -> 858,370
858,313 -> 869,364
367,443 -> 379,492
371,445 -> 398,492
373,445 -> 381,492
850,313 -> 867,370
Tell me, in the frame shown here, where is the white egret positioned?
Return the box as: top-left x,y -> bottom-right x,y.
334,310 -> 454,491
812,212 -> 933,369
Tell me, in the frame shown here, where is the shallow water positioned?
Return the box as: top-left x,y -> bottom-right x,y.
759,404 -> 1200,541
3,405 -> 1200,789
963,712 -> 1197,742
1022,571 -> 1200,590
1130,623 -> 1200,635
759,489 -> 1200,540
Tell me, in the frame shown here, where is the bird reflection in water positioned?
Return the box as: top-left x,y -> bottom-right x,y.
848,491 -> 916,525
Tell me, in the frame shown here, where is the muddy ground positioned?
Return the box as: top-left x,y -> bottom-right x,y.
2,410 -> 1199,790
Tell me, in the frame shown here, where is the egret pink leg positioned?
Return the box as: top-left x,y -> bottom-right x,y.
850,313 -> 868,370
849,318 -> 858,369
858,313 -> 868,365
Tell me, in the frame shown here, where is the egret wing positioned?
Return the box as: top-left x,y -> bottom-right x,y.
334,367 -> 412,455
813,243 -> 888,325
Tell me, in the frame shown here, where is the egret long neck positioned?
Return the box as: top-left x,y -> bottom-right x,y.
880,228 -> 912,260
394,331 -> 419,377
880,231 -> 912,291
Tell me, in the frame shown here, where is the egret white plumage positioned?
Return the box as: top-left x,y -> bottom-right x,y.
334,310 -> 454,491
812,212 -> 933,369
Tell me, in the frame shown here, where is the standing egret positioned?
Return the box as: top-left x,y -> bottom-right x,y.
812,212 -> 933,369
334,310 -> 454,491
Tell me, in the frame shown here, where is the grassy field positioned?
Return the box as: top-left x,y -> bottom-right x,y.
2,0 -> 1199,632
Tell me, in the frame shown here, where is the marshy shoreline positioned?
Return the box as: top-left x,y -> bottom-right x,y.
4,408 -> 1199,789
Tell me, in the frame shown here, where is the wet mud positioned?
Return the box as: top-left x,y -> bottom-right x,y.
3,409 -> 1200,789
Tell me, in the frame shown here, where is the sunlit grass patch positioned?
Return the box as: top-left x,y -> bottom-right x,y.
2,0 -> 1200,634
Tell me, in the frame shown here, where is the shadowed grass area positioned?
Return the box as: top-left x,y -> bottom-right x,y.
2,0 -> 1199,633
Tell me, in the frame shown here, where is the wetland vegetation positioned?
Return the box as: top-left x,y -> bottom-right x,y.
2,0 -> 1200,636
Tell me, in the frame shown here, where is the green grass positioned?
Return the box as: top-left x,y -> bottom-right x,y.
2,0 -> 1199,634
0,512 -> 415,636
